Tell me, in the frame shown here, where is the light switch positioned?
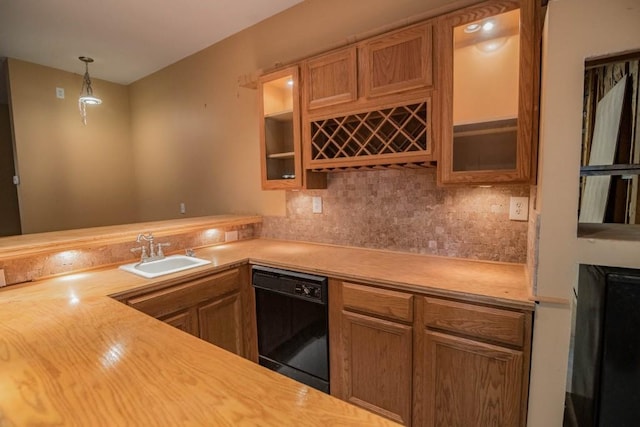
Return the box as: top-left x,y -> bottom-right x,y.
56,87 -> 65,99
312,196 -> 323,214
509,197 -> 529,221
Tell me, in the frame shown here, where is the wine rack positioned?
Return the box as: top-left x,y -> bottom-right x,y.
308,101 -> 432,170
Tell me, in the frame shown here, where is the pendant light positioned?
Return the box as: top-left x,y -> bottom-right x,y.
78,56 -> 102,125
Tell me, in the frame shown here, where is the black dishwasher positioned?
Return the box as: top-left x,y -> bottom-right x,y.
252,265 -> 329,393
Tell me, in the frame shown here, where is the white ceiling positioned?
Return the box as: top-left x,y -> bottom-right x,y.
0,0 -> 303,85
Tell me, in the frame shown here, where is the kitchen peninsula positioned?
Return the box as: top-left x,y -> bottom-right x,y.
0,216 -> 533,425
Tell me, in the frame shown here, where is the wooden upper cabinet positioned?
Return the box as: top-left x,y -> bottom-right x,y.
259,66 -> 303,190
259,66 -> 327,190
301,24 -> 436,171
360,23 -> 433,99
303,47 -> 358,110
437,0 -> 541,185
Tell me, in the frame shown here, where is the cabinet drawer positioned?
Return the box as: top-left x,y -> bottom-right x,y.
423,297 -> 525,347
343,282 -> 413,322
128,268 -> 240,318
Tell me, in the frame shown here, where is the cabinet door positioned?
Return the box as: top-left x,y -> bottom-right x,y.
438,0 -> 540,184
259,66 -> 303,190
198,292 -> 244,356
303,47 -> 357,110
160,309 -> 198,337
423,330 -> 523,427
360,22 -> 433,98
341,311 -> 412,425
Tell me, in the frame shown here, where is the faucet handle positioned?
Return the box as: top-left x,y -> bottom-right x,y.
130,246 -> 148,260
156,242 -> 170,257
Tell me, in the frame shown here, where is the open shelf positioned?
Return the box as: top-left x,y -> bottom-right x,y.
578,223 -> 640,241
265,110 -> 293,122
580,164 -> 640,176
267,151 -> 295,159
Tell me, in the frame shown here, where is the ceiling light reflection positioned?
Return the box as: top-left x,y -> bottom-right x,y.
59,272 -> 89,282
68,291 -> 80,305
482,21 -> 495,32
464,23 -> 481,33
204,228 -> 221,239
101,343 -> 125,369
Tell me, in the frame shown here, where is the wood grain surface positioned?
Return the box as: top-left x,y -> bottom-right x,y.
0,238 -> 531,425
341,311 -> 413,425
423,296 -> 525,347
0,298 -> 399,426
343,282 -> 414,322
422,330 -> 523,427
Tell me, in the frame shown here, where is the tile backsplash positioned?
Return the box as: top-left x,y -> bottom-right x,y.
262,169 -> 529,263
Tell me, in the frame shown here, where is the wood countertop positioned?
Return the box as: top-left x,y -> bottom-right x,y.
224,239 -> 534,310
0,297 -> 395,426
0,238 -> 532,425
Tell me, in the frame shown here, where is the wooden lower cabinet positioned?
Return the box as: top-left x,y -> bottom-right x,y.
330,279 -> 532,427
421,331 -> 524,427
160,309 -> 198,336
125,266 -> 256,360
341,311 -> 413,425
331,280 -> 415,425
198,292 -> 244,355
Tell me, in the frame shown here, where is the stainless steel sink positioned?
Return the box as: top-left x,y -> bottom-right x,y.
119,255 -> 211,278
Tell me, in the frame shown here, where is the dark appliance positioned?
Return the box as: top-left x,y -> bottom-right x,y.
567,264 -> 640,426
252,265 -> 329,393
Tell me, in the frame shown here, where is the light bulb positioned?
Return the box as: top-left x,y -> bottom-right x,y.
482,21 -> 495,32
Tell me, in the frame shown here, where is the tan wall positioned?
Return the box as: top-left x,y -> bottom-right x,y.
8,59 -> 137,233
528,0 -> 640,425
128,0 -> 479,221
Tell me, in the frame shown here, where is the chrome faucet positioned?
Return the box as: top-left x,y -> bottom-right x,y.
131,233 -> 170,263
136,233 -> 155,257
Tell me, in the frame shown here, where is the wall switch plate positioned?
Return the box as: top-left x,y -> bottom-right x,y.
179,202 -> 186,214
225,230 -> 238,242
312,196 -> 323,214
56,87 -> 65,99
509,196 -> 529,221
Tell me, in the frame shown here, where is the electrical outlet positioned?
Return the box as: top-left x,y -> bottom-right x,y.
56,87 -> 65,99
312,196 -> 323,214
179,202 -> 186,214
225,230 -> 238,242
509,197 -> 529,221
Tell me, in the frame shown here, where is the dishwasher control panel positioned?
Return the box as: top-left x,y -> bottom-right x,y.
295,283 -> 323,301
